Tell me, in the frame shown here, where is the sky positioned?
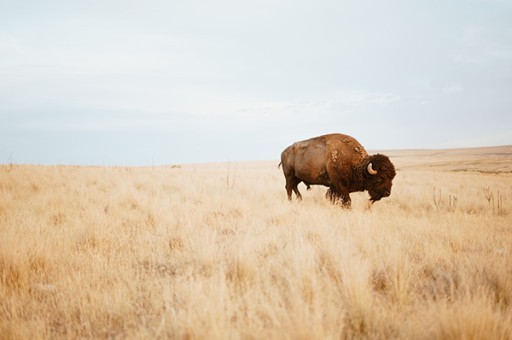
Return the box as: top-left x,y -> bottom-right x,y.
1,0 -> 511,165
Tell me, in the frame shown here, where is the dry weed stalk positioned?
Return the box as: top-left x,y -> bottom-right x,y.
448,194 -> 457,212
483,187 -> 493,203
497,190 -> 503,216
226,162 -> 237,190
433,188 -> 457,212
483,187 -> 495,214
7,153 -> 13,172
433,188 -> 442,212
483,187 -> 505,215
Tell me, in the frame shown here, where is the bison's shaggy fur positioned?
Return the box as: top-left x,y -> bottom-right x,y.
280,133 -> 396,208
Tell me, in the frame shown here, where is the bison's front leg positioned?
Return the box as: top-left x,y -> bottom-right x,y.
339,192 -> 351,208
326,187 -> 351,208
326,187 -> 337,203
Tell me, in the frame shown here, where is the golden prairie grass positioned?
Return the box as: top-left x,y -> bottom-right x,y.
1,147 -> 512,339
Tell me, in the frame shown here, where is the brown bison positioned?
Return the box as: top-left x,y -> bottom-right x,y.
279,133 -> 396,208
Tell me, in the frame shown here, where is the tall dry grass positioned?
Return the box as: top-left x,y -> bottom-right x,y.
1,156 -> 511,339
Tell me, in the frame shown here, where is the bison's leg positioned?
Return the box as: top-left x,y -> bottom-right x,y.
293,183 -> 303,200
340,194 -> 351,208
290,177 -> 303,200
329,183 -> 351,208
326,187 -> 339,203
285,176 -> 302,201
285,182 -> 293,201
326,187 -> 350,207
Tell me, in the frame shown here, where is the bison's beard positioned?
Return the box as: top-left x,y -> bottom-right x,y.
369,190 -> 389,203
368,184 -> 391,203
369,194 -> 383,203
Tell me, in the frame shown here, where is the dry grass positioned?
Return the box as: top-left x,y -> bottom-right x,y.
1,146 -> 512,339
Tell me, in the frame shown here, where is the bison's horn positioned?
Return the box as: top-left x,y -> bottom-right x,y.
367,162 -> 378,175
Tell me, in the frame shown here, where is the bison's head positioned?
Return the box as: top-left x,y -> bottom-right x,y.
364,154 -> 396,202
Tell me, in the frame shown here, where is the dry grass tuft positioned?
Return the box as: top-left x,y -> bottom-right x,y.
1,147 -> 512,339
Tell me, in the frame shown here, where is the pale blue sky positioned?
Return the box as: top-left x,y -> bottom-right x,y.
1,0 -> 511,165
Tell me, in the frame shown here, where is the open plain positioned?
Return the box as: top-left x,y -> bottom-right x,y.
1,146 -> 512,339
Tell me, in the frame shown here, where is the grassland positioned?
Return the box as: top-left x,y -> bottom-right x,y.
1,146 -> 512,339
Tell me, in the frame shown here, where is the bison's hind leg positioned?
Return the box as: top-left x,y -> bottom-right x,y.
294,185 -> 303,200
285,176 -> 303,201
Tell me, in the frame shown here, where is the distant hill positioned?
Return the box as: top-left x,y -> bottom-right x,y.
377,145 -> 512,173
178,145 -> 512,174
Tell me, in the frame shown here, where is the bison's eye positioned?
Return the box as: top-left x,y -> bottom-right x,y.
377,178 -> 383,183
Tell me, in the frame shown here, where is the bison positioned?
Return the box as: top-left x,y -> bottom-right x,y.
279,133 -> 396,208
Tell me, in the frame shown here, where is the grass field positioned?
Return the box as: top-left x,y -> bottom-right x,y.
1,146 -> 512,339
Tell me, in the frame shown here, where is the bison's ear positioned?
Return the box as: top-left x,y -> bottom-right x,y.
367,162 -> 378,175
